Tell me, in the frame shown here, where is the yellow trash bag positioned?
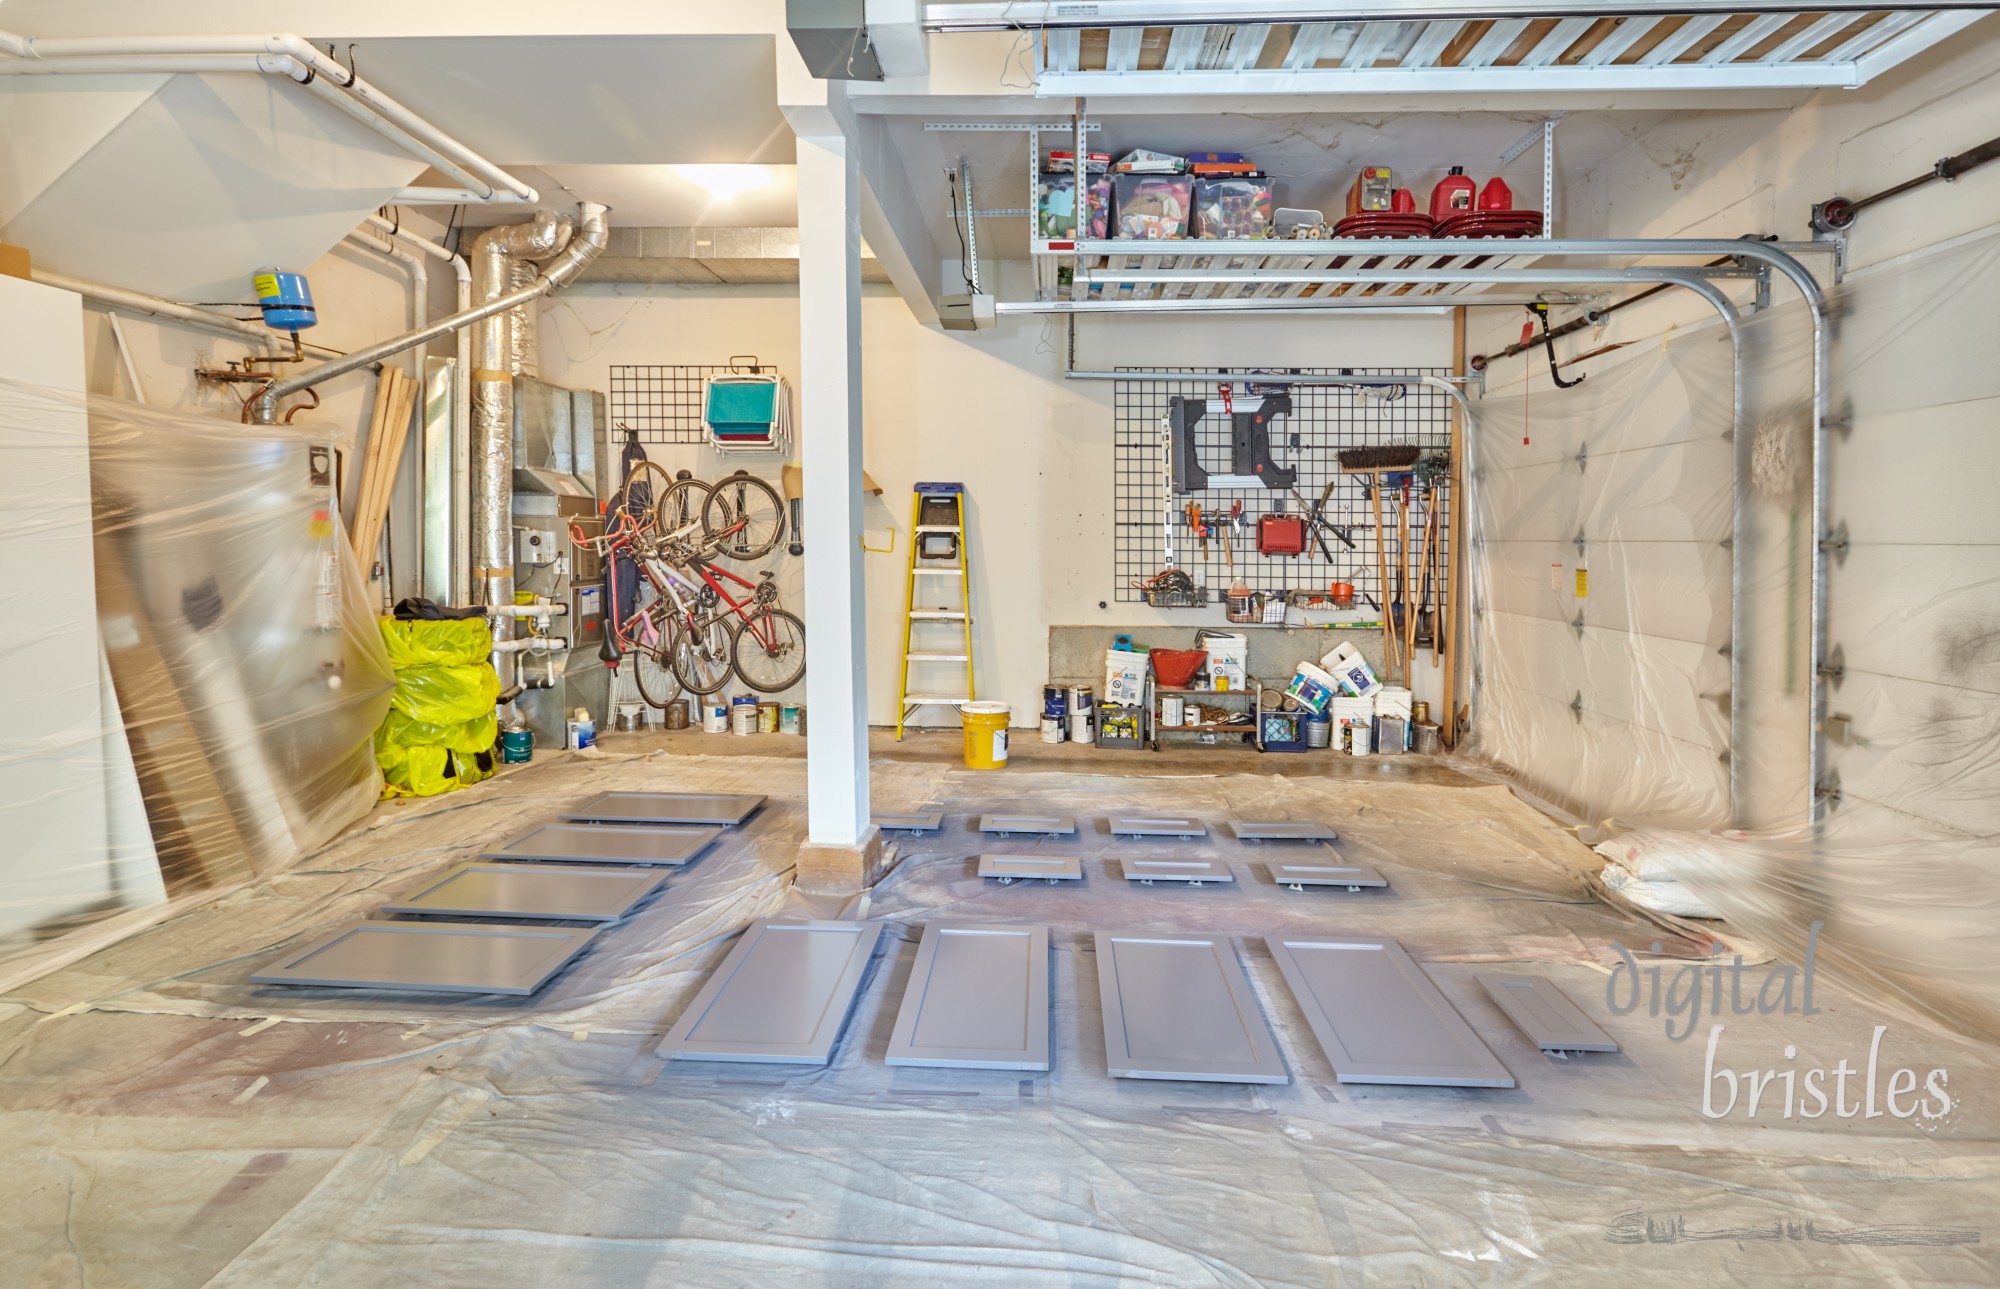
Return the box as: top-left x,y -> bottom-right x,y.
375,617 -> 500,798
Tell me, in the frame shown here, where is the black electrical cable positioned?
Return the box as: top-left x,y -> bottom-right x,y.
946,172 -> 976,293
1531,303 -> 1585,389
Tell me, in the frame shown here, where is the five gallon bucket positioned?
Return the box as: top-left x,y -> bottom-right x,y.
961,701 -> 1011,769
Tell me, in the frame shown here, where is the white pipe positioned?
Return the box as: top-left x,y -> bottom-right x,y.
344,228 -> 427,340
367,214 -> 475,603
29,268 -> 341,357
490,635 -> 569,655
488,603 -> 568,619
0,32 -> 535,204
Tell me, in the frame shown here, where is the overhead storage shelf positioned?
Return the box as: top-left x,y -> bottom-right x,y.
925,3 -> 1994,93
1011,237 -> 1829,312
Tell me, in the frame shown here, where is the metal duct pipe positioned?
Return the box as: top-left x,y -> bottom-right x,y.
470,209 -> 575,614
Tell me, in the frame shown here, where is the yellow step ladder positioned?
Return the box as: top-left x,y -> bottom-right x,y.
897,483 -> 975,739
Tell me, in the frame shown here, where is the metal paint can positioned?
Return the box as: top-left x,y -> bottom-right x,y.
499,725 -> 534,763
703,702 -> 729,733
1043,684 -> 1069,719
1040,714 -> 1066,743
1412,700 -> 1431,726
615,703 -> 643,732
731,696 -> 758,736
1161,695 -> 1185,727
1066,685 -> 1093,720
1070,707 -> 1095,744
1414,721 -> 1442,754
780,704 -> 802,734
665,699 -> 690,730
757,701 -> 781,733
1349,723 -> 1372,756
1305,712 -> 1332,748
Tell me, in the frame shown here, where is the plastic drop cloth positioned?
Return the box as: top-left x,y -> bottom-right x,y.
1453,226 -> 2000,1049
0,376 -> 393,991
375,616 -> 500,798
2,746 -> 1995,1287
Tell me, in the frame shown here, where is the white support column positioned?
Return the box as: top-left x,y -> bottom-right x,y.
796,131 -> 873,855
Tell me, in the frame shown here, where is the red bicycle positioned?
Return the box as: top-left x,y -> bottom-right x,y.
578,466 -> 804,704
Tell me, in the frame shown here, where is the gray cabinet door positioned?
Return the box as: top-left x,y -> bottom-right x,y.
1118,858 -> 1234,885
978,855 -> 1083,882
873,811 -> 944,832
1477,973 -> 1618,1052
1107,816 -> 1208,838
562,792 -> 765,826
658,919 -> 884,1065
1095,931 -> 1288,1084
379,863 -> 665,921
1229,820 -> 1338,842
978,815 -> 1076,836
1265,935 -> 1514,1088
252,921 -> 600,995
886,923 -> 1050,1071
1270,861 -> 1387,889
482,823 -> 721,866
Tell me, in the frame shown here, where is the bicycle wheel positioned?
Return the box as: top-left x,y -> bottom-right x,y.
649,476 -> 712,540
732,607 -> 807,693
632,639 -> 682,709
668,614 -> 735,696
702,470 -> 786,561
613,460 -> 675,529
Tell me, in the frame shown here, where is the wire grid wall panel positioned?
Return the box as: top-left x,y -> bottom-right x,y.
609,365 -> 741,445
1113,367 -> 1453,607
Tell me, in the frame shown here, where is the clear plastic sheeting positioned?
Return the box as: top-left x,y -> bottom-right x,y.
1456,226 -> 2000,1048
1,751 -> 1994,1286
0,377 -> 393,989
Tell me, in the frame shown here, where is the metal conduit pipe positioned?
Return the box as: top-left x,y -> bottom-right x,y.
0,30 -> 535,204
364,215 -> 475,601
30,268 -> 343,357
470,209 -> 575,617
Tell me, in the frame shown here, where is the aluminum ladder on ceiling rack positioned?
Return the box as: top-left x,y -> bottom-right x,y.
896,483 -> 977,739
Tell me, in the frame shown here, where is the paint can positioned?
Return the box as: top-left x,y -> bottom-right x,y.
757,701 -> 781,734
566,710 -> 596,750
961,702 -> 1011,768
1305,711 -> 1332,748
731,696 -> 759,736
703,701 -> 729,734
780,704 -> 802,734
615,703 -> 644,733
1412,700 -> 1431,726
1043,684 -> 1069,720
1414,721 -> 1442,755
499,725 -> 534,763
1349,723 -> 1372,756
1040,714 -> 1066,744
1066,685 -> 1093,721
1161,695 -> 1185,727
665,699 -> 690,730
1070,706 -> 1096,744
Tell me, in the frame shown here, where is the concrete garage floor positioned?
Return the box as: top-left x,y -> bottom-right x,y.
1,738 -> 1995,1286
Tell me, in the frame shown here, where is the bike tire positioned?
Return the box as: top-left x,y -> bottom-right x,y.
731,607 -> 807,694
702,470 -> 786,561
668,614 -> 735,696
632,640 -> 682,709
649,476 -> 713,540
614,460 -> 675,528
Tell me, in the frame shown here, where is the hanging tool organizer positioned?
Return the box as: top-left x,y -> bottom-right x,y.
1114,368 -> 1454,659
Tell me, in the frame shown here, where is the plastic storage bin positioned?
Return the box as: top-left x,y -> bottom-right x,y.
1113,173 -> 1194,240
1196,175 -> 1275,239
1038,173 -> 1110,240
1096,703 -> 1146,749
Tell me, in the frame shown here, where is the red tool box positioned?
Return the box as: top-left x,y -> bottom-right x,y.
1257,513 -> 1308,555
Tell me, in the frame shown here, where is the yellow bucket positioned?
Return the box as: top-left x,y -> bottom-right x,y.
960,702 -> 1011,769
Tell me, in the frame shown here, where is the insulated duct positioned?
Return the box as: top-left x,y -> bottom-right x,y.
470,209 -> 574,611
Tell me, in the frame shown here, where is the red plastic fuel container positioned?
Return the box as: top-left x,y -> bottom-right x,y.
1429,166 -> 1476,221
1478,176 -> 1514,211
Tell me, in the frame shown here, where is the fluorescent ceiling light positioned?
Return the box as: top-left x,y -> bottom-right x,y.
671,165 -> 775,200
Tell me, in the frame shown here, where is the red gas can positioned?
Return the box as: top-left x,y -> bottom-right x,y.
1429,165 -> 1476,221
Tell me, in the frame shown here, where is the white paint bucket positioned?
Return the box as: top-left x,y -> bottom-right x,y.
703,703 -> 728,734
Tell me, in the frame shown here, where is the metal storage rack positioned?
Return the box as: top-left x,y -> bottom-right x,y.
1148,680 -> 1264,752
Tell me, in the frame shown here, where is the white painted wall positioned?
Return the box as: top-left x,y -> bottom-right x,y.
1463,31 -> 2000,833
540,269 -> 1453,727
60,208 -> 459,606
